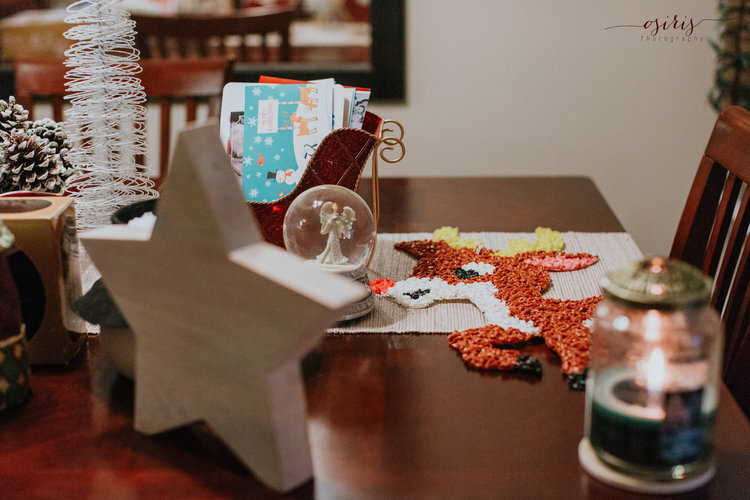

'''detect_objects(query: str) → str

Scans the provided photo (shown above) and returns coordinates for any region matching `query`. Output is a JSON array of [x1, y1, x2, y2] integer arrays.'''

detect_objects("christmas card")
[[220, 82, 333, 202], [258, 76, 368, 129], [349, 88, 370, 129], [220, 77, 372, 203]]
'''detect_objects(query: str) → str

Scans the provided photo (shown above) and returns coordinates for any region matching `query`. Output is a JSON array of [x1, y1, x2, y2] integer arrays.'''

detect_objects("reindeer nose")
[[370, 278, 396, 294]]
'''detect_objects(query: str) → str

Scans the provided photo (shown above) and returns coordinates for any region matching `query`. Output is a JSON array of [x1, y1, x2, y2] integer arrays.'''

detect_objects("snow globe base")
[[327, 264, 373, 321]]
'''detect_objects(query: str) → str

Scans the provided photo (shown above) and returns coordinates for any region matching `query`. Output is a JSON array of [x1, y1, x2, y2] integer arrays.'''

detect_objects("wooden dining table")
[[1, 177, 749, 499]]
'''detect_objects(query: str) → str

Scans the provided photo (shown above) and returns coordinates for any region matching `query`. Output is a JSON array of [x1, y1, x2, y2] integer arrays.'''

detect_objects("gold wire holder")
[[368, 119, 405, 267]]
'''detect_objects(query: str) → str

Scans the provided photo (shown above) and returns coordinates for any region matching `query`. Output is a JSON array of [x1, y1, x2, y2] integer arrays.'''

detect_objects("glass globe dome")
[[283, 184, 376, 272]]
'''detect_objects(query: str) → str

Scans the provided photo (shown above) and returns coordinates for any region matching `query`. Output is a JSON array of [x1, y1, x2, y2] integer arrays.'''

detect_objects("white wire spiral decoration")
[[63, 0, 157, 230]]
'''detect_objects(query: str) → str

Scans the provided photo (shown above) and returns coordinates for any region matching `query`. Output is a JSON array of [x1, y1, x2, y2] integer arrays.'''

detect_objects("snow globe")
[[283, 185, 376, 320]]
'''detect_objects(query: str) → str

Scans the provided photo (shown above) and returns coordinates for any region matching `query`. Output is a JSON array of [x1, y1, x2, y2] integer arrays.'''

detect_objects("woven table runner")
[[329, 232, 643, 334]]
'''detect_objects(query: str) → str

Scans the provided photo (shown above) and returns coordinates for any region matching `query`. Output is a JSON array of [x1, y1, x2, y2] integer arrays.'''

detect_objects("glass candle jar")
[[581, 257, 722, 491]]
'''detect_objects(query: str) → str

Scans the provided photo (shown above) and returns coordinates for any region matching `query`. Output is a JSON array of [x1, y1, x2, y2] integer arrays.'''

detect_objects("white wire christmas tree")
[[63, 0, 157, 230]]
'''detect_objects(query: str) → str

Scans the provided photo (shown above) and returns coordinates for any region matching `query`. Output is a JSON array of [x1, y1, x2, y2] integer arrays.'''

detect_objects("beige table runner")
[[329, 232, 643, 334]]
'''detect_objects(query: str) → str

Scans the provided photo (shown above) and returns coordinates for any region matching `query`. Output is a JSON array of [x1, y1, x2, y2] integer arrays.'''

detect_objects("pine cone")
[[28, 118, 73, 172], [0, 128, 70, 193], [0, 96, 29, 138]]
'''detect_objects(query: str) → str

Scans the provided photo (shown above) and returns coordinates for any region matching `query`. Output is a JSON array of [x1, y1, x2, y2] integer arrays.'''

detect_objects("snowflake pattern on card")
[[242, 84, 331, 202]]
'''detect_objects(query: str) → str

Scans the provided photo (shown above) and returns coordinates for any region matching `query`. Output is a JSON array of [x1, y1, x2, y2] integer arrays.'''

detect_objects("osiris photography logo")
[[605, 14, 721, 43]]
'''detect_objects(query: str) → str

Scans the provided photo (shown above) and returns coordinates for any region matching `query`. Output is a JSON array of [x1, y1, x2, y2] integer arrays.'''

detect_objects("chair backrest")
[[132, 3, 298, 62], [670, 104, 750, 417], [13, 56, 234, 188], [138, 57, 234, 187], [0, 0, 50, 20], [13, 56, 67, 121]]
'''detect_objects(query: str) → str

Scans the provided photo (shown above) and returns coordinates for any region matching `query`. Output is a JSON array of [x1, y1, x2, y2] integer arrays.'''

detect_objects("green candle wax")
[[589, 378, 715, 473]]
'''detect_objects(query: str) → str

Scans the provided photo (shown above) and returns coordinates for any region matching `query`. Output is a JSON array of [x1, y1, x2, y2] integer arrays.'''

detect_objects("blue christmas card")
[[220, 82, 333, 202]]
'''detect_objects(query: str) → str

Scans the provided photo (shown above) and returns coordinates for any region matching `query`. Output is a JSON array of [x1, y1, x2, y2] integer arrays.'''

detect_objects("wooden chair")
[[132, 2, 299, 62], [13, 56, 67, 121], [137, 57, 234, 187], [0, 0, 51, 20], [670, 104, 750, 417], [13, 56, 234, 188]]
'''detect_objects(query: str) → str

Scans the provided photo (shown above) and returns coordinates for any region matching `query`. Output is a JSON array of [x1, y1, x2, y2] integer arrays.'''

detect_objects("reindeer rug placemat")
[[329, 231, 643, 335]]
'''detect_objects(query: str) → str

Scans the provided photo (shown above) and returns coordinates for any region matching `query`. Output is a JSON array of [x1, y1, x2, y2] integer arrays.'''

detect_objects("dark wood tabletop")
[[2, 177, 749, 499]]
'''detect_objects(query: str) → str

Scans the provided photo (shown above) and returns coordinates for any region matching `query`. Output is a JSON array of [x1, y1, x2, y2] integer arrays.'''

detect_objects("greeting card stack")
[[219, 77, 371, 204]]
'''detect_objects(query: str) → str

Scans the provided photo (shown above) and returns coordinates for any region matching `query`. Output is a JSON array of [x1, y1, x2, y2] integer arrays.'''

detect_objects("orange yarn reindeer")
[[372, 239, 601, 388]]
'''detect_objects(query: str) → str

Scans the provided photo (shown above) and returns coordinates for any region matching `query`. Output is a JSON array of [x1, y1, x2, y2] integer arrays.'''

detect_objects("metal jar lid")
[[600, 257, 713, 310]]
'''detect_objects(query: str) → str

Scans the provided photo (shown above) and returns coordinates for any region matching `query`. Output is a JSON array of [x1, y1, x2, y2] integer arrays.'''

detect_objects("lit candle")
[[588, 355, 715, 472], [582, 257, 722, 487]]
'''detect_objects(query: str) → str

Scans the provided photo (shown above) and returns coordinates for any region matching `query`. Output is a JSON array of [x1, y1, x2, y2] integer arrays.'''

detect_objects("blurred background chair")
[[670, 104, 750, 418], [138, 57, 235, 187], [132, 1, 299, 62], [13, 56, 234, 188], [0, 0, 50, 20], [13, 56, 67, 121]]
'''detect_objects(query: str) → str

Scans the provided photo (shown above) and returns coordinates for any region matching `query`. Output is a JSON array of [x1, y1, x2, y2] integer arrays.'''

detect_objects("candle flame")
[[646, 348, 666, 393]]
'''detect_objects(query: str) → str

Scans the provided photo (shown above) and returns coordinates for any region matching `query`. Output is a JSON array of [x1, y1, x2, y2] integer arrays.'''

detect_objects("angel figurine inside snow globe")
[[283, 185, 376, 319], [317, 202, 356, 266]]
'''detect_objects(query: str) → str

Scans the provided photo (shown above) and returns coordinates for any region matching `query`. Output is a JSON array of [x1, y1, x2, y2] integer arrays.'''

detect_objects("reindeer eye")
[[403, 288, 430, 300], [454, 262, 495, 279], [454, 268, 479, 279]]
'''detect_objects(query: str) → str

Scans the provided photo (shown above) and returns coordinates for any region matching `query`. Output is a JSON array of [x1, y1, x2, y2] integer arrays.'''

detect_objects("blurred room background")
[[0, 0, 721, 257]]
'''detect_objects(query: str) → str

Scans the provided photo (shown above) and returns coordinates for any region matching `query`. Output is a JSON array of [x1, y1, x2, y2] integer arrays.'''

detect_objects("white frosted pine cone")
[[28, 118, 73, 172], [0, 128, 70, 193], [0, 96, 29, 138]]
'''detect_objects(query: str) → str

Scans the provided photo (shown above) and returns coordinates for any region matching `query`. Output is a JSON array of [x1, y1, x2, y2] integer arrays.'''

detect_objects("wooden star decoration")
[[80, 122, 366, 492]]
